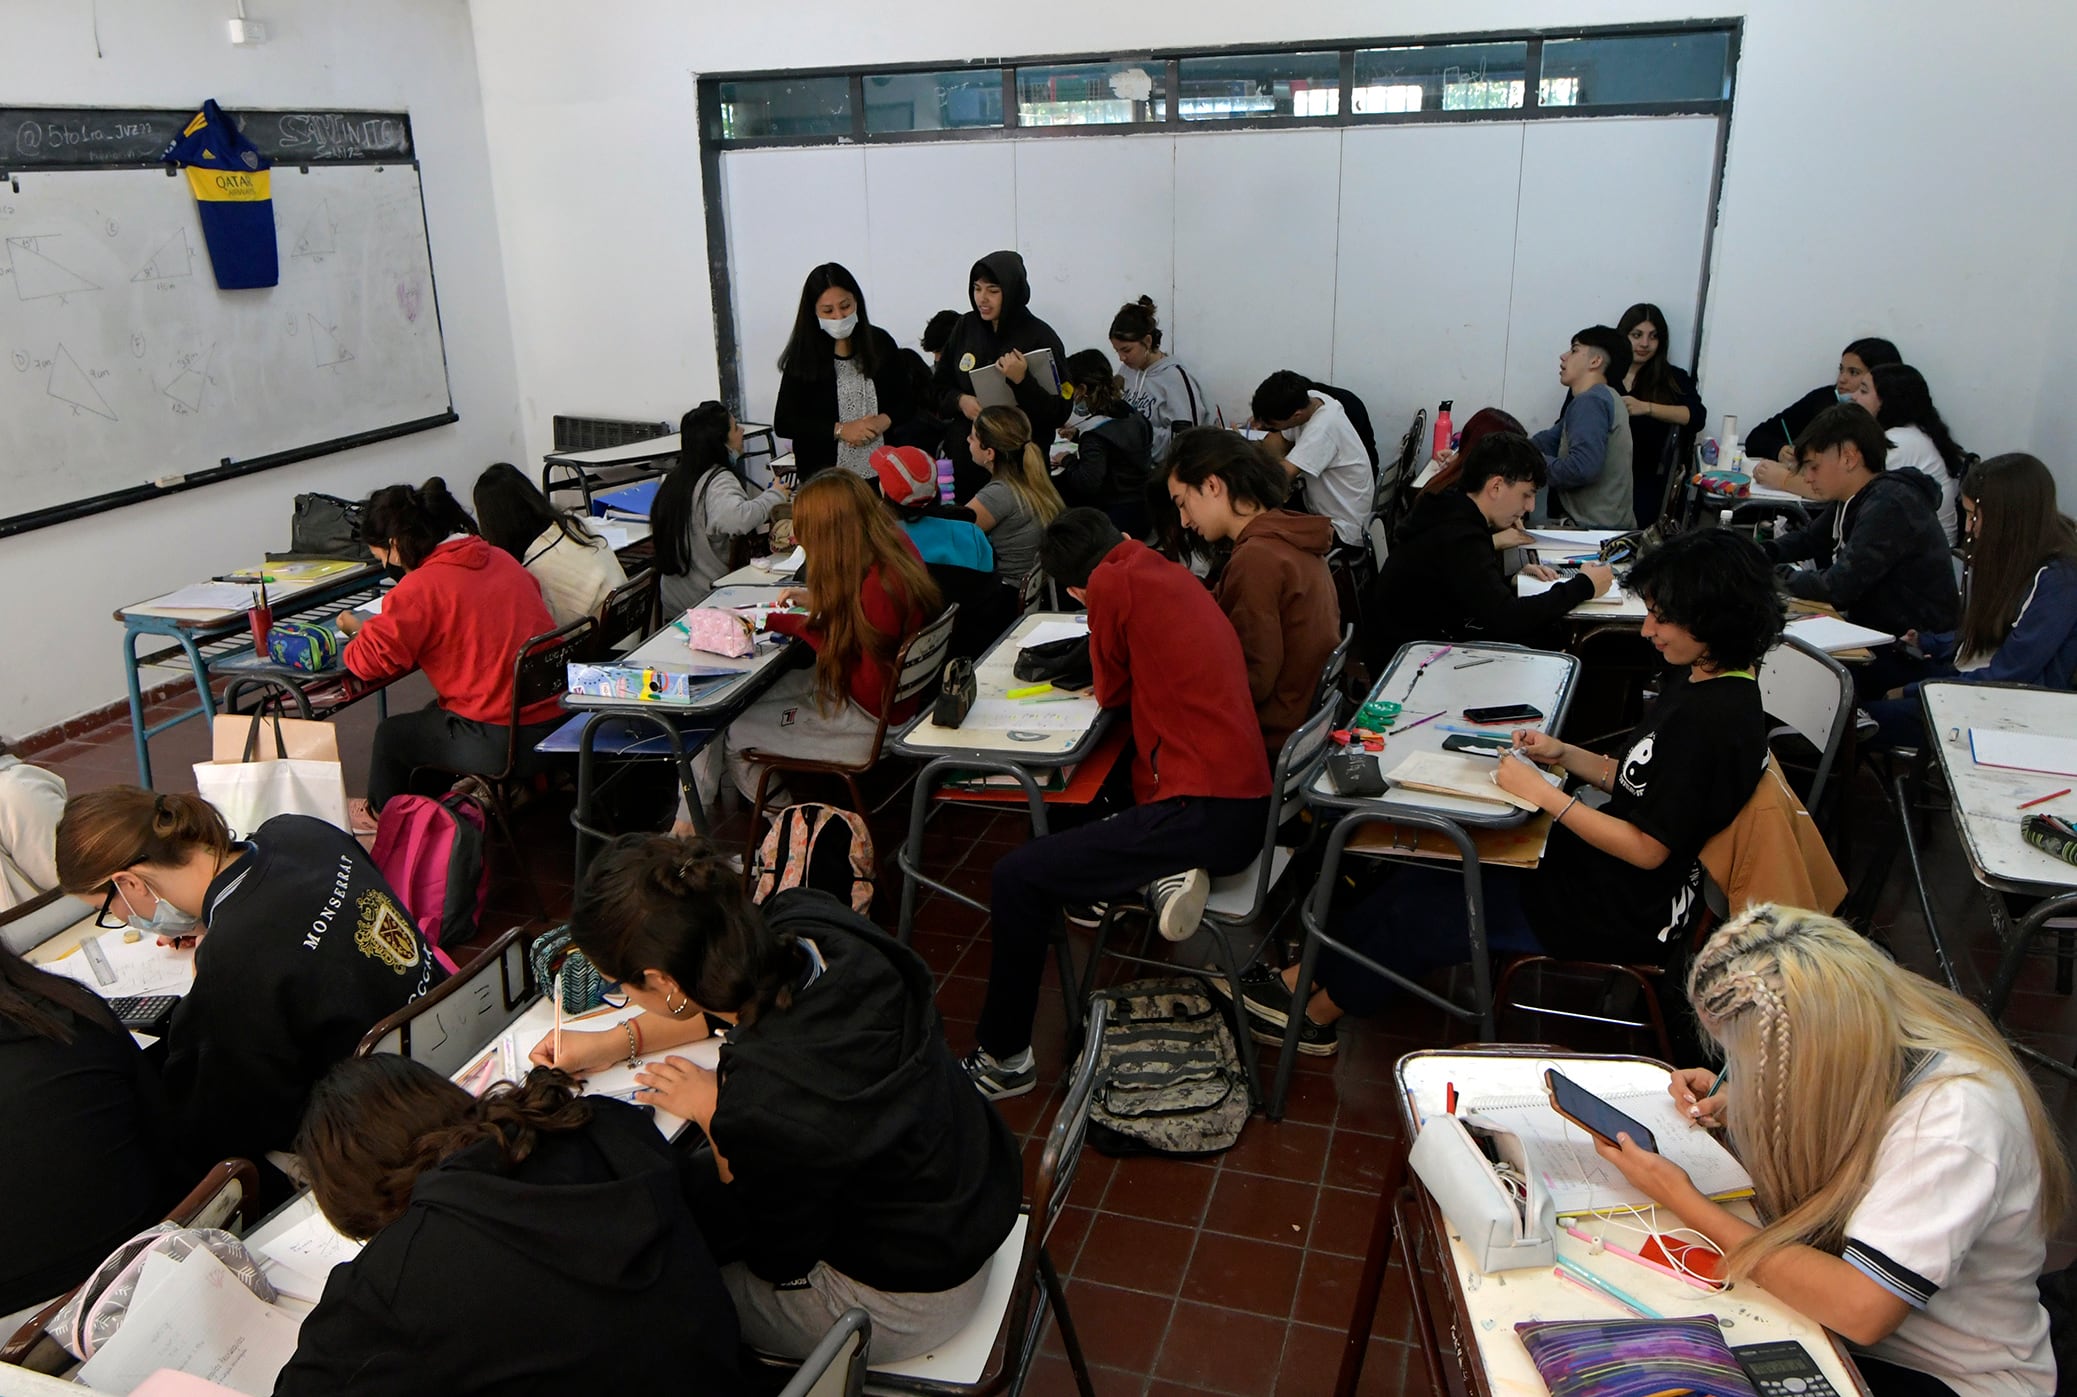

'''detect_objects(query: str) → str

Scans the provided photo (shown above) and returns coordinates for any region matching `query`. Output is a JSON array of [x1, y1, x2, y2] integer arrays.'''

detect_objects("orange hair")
[[790, 471, 941, 711]]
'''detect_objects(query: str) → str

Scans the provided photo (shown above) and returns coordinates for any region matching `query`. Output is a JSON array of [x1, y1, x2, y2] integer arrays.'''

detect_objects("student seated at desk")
[[1359, 432, 1616, 673], [1759, 404, 1958, 696], [655, 401, 791, 617], [534, 836, 1019, 1364], [1056, 350, 1156, 538], [1110, 296, 1209, 463], [1532, 325, 1637, 530], [932, 251, 1071, 496], [773, 261, 914, 481], [1251, 370, 1376, 549], [471, 461, 627, 629], [277, 1055, 745, 1396], [54, 791, 441, 1189], [1163, 427, 1338, 756], [1753, 363, 1969, 543], [1744, 335, 1903, 465], [1596, 905, 2070, 1397], [967, 405, 1064, 584], [0, 740, 65, 912], [0, 946, 176, 1316], [336, 478, 566, 823], [1236, 528, 1777, 1055], [871, 444, 995, 572], [964, 511, 1272, 1098], [1865, 453, 2077, 749]]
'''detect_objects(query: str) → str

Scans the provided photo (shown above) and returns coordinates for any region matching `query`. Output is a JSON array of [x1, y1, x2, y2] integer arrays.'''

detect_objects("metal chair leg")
[[1038, 1248, 1097, 1397]]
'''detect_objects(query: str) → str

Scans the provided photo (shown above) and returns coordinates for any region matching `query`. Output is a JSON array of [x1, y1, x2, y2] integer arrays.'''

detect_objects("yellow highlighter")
[[1006, 683, 1054, 700]]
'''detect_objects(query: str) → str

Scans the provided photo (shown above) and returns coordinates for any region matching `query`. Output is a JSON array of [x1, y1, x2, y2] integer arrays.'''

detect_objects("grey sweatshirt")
[[1532, 383, 1635, 531], [1121, 356, 1208, 462], [660, 470, 787, 616]]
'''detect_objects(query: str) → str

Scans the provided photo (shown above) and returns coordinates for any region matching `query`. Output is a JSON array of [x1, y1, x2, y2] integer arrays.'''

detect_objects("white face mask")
[[119, 880, 201, 937], [820, 312, 858, 340]]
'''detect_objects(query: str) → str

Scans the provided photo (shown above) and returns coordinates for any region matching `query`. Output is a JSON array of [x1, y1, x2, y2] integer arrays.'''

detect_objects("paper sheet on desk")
[[456, 1025, 722, 1106], [1019, 617, 1090, 649], [76, 1246, 303, 1395], [1516, 573, 1625, 602], [755, 546, 806, 574], [44, 929, 195, 999], [142, 582, 256, 611], [964, 696, 1099, 732], [1785, 615, 1894, 653], [1526, 528, 1620, 548], [1971, 729, 2077, 779], [255, 1211, 364, 1304]]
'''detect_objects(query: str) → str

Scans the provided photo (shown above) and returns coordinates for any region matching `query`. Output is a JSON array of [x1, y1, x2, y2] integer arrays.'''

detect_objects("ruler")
[[80, 935, 117, 987]]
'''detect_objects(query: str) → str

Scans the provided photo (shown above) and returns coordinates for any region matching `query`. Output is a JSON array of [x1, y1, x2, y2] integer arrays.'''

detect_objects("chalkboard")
[[1, 106, 413, 172]]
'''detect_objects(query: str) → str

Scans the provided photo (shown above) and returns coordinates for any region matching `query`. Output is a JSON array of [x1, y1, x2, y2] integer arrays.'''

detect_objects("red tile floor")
[[25, 677, 2077, 1397]]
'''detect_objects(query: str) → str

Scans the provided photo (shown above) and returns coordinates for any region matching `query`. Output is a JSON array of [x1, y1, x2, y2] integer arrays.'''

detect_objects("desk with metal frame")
[[541, 422, 778, 513]]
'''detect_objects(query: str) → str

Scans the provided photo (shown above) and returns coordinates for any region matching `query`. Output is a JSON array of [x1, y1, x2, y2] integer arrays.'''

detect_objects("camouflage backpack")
[[1087, 978, 1248, 1157]]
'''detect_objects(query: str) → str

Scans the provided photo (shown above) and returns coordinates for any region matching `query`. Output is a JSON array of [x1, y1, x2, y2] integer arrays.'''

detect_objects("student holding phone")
[[1596, 905, 2069, 1397]]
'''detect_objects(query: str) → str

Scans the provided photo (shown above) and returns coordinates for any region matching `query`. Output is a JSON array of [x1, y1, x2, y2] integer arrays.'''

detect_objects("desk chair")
[[1756, 634, 1853, 838], [355, 925, 536, 1078], [865, 998, 1105, 1397], [1316, 624, 1355, 711], [0, 889, 78, 959], [1014, 565, 1052, 615], [1083, 697, 1341, 1108], [1383, 407, 1427, 543], [589, 566, 658, 658], [777, 1308, 871, 1397], [1, 1158, 261, 1372], [407, 615, 597, 914], [741, 604, 959, 846]]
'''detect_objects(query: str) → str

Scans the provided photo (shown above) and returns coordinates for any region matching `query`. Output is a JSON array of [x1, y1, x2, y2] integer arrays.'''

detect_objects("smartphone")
[[1441, 733, 1510, 757], [1544, 1069, 1659, 1153], [1463, 703, 1544, 726]]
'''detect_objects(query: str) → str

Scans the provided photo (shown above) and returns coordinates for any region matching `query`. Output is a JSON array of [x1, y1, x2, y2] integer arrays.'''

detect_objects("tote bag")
[[193, 712, 350, 834]]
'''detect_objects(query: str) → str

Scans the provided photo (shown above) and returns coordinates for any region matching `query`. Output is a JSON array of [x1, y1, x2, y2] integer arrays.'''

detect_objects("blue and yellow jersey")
[[163, 100, 278, 290]]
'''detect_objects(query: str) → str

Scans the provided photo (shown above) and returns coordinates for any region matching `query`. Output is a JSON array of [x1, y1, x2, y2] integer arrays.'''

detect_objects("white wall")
[[0, 0, 520, 739], [470, 0, 2077, 499]]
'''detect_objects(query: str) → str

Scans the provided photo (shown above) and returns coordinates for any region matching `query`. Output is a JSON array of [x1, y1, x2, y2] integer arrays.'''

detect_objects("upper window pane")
[[1539, 32, 1730, 107], [1178, 52, 1341, 121], [1352, 43, 1529, 114], [714, 76, 852, 140], [1015, 62, 1166, 126], [866, 69, 1003, 133]]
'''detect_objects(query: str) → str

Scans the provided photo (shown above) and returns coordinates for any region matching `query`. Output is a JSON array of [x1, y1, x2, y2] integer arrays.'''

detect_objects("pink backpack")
[[369, 791, 489, 974]]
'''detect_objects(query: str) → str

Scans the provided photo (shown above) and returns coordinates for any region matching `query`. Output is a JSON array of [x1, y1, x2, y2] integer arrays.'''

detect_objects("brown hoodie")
[[1213, 509, 1341, 755]]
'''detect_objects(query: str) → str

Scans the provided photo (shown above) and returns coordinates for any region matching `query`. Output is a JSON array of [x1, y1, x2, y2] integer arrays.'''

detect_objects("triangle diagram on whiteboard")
[[7, 236, 100, 300], [307, 314, 354, 367], [163, 345, 214, 412], [48, 344, 118, 420], [291, 200, 337, 257], [131, 227, 196, 282]]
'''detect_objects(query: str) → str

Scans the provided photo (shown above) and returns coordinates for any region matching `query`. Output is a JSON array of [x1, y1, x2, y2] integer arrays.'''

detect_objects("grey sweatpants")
[[679, 666, 883, 819], [723, 1258, 990, 1363]]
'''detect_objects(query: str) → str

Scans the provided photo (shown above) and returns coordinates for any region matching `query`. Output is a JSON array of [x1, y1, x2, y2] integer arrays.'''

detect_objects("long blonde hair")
[[789, 471, 940, 712], [973, 406, 1063, 528], [1688, 906, 2071, 1278]]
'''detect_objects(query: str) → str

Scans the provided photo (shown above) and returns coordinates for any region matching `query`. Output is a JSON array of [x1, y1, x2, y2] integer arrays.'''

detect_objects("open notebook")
[[1464, 1086, 1753, 1215], [1384, 750, 1542, 812]]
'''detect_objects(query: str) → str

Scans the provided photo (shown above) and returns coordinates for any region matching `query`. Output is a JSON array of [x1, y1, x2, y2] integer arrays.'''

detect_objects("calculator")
[[110, 994, 180, 1036], [1733, 1340, 1838, 1397]]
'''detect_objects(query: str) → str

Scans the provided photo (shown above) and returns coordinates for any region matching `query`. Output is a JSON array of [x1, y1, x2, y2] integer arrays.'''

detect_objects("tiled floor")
[[25, 681, 2077, 1397]]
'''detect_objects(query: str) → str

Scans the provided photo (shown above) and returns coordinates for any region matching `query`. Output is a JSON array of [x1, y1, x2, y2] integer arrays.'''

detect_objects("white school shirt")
[[1886, 425, 1960, 542], [1842, 1053, 2054, 1397], [522, 525, 628, 629], [0, 756, 65, 911], [1284, 391, 1373, 547]]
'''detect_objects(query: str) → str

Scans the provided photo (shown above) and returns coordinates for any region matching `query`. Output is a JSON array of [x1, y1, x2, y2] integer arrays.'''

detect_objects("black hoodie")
[[274, 1098, 745, 1397], [932, 251, 1071, 489], [1762, 466, 1959, 637], [692, 889, 1021, 1295]]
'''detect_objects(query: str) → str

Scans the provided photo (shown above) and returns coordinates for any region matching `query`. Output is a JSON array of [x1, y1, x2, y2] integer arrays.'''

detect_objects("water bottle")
[[1432, 400, 1454, 460], [936, 454, 957, 504]]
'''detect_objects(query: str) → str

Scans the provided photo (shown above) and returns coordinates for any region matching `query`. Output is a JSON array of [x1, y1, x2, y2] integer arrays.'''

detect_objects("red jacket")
[[1087, 540, 1271, 805], [767, 533, 930, 721], [343, 537, 563, 726]]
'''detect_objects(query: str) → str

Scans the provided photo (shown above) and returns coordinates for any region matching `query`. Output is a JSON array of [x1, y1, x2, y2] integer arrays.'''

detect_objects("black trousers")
[[975, 793, 1268, 1058], [1852, 1356, 1959, 1397], [367, 705, 561, 811]]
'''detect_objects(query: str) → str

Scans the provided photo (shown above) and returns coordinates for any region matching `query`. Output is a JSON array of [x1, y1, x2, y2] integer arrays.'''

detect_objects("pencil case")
[[934, 657, 976, 728], [1408, 1110, 1555, 1273], [2023, 814, 2077, 867], [527, 925, 609, 1014], [266, 619, 341, 671], [682, 606, 757, 657]]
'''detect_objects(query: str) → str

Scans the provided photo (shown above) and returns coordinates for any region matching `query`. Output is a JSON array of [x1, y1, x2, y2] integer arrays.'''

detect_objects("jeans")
[[1314, 865, 1543, 1017]]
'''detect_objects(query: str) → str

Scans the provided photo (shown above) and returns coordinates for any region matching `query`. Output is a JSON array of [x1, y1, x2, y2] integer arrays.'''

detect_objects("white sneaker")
[[1148, 868, 1210, 942]]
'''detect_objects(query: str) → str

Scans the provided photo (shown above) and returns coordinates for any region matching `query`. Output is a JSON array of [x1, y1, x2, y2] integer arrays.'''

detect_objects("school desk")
[[541, 422, 778, 514], [1328, 1046, 1869, 1397], [1903, 681, 2077, 1080]]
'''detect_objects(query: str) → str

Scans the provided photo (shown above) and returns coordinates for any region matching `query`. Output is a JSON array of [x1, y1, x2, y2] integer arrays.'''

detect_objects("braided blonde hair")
[[1688, 906, 2070, 1278]]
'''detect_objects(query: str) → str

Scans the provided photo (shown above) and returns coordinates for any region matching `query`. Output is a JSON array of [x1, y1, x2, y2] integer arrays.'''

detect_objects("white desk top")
[[118, 559, 378, 625], [1397, 1050, 1866, 1397], [543, 432, 679, 467], [565, 584, 794, 715], [1514, 571, 1651, 621], [1923, 682, 2077, 892], [899, 611, 1106, 761], [715, 554, 804, 588]]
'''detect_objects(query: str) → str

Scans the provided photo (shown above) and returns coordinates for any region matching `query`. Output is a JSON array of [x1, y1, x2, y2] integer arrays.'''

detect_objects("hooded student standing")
[[932, 250, 1070, 497]]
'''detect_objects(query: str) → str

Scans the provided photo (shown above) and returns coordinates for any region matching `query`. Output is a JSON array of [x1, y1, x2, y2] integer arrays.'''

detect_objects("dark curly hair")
[[1626, 528, 1786, 673]]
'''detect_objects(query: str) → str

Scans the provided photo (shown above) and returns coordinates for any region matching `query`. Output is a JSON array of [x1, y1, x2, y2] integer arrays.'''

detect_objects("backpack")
[[368, 791, 488, 974], [53, 1224, 275, 1360], [276, 491, 374, 561], [1312, 380, 1381, 469], [1086, 979, 1249, 1158], [265, 618, 342, 671], [751, 803, 874, 914]]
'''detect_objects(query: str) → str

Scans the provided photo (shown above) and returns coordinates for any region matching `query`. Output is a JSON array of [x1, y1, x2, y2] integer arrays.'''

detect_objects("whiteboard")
[[0, 162, 452, 530]]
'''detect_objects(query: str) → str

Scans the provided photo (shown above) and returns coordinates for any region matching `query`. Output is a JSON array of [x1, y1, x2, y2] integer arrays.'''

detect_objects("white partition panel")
[[721, 146, 870, 425], [1173, 129, 1345, 423], [1501, 116, 1719, 427], [863, 142, 1019, 359], [1013, 135, 1177, 366], [1333, 122, 1528, 449]]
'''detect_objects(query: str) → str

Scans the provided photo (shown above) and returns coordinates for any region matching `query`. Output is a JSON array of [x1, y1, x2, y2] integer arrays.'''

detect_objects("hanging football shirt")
[[162, 100, 278, 290]]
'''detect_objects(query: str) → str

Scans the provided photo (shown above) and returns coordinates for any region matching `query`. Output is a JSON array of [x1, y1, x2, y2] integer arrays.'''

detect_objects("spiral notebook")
[[1466, 1086, 1754, 1215]]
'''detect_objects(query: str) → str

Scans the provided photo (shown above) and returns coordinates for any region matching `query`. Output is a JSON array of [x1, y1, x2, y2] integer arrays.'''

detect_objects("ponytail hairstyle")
[[1108, 296, 1163, 351], [789, 471, 941, 711], [569, 833, 804, 1025], [298, 1054, 594, 1240], [3, 944, 122, 1044], [472, 461, 604, 561], [56, 787, 231, 896], [973, 406, 1063, 527], [652, 401, 743, 579], [1687, 905, 2070, 1280], [1957, 453, 2077, 661], [1868, 364, 1967, 479], [362, 477, 477, 570], [1065, 349, 1129, 418]]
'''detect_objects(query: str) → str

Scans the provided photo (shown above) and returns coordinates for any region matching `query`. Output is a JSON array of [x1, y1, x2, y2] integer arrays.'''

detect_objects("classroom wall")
[[470, 0, 2077, 499], [0, 0, 521, 740]]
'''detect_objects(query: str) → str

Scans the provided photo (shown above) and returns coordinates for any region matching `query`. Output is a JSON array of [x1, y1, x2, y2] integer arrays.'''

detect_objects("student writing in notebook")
[[1745, 335, 1902, 466], [471, 461, 627, 629], [1250, 370, 1376, 549], [1597, 905, 2069, 1397], [532, 835, 1019, 1364], [653, 401, 791, 617]]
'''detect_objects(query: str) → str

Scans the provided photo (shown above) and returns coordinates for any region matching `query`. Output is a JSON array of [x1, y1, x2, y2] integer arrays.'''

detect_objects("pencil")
[[1704, 1068, 1729, 1099], [1391, 710, 1445, 735], [553, 969, 564, 1066], [1555, 1258, 1664, 1319], [2019, 788, 2071, 811]]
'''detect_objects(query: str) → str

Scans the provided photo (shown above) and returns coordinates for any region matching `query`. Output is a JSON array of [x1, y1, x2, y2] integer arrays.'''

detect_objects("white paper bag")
[[195, 713, 349, 834]]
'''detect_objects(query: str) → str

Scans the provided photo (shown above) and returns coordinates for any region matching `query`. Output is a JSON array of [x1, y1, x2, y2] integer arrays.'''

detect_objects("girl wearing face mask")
[[773, 262, 914, 482], [54, 788, 441, 1190], [1746, 336, 1902, 467]]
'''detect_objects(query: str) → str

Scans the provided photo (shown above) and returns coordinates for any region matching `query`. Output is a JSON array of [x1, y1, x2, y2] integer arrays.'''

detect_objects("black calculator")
[[1733, 1341, 1838, 1397], [110, 994, 179, 1036]]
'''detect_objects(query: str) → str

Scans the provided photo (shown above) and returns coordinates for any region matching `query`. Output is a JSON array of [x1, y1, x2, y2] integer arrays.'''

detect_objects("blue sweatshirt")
[[1919, 558, 2077, 691], [1532, 383, 1635, 530]]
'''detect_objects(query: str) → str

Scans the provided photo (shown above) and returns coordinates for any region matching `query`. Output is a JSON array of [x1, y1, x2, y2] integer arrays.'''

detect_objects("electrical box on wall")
[[228, 17, 267, 44]]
